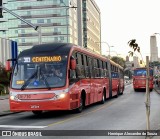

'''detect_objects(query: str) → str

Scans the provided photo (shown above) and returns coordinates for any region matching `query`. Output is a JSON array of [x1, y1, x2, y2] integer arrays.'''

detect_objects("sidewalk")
[[0, 94, 15, 116], [154, 85, 160, 94]]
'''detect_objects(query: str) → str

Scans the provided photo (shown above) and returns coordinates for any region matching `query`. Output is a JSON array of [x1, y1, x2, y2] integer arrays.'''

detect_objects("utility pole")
[[145, 56, 150, 139], [0, 6, 42, 44]]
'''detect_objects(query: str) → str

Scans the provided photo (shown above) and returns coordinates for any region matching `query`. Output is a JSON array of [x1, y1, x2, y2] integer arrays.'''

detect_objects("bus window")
[[75, 52, 85, 78], [84, 55, 89, 78], [88, 57, 93, 78]]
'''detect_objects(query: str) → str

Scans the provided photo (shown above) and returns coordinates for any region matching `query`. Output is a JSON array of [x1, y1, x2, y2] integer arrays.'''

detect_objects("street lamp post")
[[65, 6, 77, 42], [60, 0, 77, 43], [96, 42, 114, 59]]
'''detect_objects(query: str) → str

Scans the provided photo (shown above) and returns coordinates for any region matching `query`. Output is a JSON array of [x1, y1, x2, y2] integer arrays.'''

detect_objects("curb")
[[0, 98, 9, 100], [0, 95, 9, 100], [0, 111, 21, 117]]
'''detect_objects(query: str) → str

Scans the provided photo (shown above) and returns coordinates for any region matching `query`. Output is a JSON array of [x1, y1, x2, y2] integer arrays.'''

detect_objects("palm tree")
[[128, 39, 144, 65]]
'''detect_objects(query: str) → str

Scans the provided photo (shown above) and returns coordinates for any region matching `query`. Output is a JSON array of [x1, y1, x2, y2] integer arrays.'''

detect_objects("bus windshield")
[[11, 55, 68, 89], [133, 69, 153, 76]]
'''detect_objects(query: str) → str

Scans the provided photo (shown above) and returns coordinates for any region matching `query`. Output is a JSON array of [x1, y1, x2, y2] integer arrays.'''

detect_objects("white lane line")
[[0, 125, 47, 128]]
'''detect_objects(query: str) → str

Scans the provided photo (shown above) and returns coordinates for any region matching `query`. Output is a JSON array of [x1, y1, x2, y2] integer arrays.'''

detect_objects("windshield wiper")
[[21, 69, 38, 90], [21, 66, 51, 90]]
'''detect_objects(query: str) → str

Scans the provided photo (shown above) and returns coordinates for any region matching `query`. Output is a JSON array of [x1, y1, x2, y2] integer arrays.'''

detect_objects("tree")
[[128, 39, 144, 64], [111, 56, 125, 68]]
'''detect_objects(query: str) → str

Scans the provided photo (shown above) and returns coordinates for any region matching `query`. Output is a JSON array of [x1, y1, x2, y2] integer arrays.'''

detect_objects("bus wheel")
[[32, 110, 42, 115], [120, 87, 124, 95], [134, 89, 137, 92], [75, 96, 84, 113], [115, 88, 119, 98], [150, 89, 153, 92], [100, 91, 106, 104]]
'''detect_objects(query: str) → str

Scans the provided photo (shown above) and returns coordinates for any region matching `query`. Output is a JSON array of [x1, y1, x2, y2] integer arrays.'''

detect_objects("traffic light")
[[0, 0, 3, 18]]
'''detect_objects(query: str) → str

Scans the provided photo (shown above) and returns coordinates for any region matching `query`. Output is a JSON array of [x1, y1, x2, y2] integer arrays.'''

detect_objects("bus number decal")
[[24, 57, 31, 63]]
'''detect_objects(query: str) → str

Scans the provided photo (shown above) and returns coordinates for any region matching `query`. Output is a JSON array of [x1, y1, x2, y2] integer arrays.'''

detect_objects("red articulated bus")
[[9, 43, 124, 115], [133, 67, 154, 91]]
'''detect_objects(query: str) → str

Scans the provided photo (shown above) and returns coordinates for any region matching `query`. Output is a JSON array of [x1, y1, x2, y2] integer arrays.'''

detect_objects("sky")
[[95, 0, 160, 60]]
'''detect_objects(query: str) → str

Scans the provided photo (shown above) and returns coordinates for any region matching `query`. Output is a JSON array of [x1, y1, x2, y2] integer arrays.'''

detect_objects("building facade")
[[133, 56, 140, 68], [0, 0, 101, 54], [82, 0, 101, 54], [0, 0, 78, 52], [150, 35, 158, 62]]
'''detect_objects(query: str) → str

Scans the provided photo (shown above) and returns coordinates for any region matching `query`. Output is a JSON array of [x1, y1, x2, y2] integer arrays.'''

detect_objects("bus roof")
[[18, 43, 73, 57], [18, 42, 123, 70]]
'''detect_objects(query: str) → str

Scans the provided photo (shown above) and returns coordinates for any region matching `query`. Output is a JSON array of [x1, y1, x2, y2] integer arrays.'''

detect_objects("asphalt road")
[[0, 84, 160, 139]]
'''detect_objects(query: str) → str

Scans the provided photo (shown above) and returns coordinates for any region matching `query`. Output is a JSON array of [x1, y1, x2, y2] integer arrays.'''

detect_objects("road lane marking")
[[0, 125, 47, 128], [47, 101, 114, 127]]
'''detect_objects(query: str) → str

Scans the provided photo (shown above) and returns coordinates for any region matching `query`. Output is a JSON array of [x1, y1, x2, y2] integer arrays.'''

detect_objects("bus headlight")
[[59, 93, 66, 99], [10, 96, 15, 100], [10, 94, 18, 100]]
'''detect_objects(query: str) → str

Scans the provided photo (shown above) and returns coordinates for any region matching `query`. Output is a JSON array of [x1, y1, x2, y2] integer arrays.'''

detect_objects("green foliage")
[[0, 62, 10, 95], [128, 39, 144, 66], [111, 56, 126, 68], [128, 39, 141, 56], [0, 63, 10, 85]]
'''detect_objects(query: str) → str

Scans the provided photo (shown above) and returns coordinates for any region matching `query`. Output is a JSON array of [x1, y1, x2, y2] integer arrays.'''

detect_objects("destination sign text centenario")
[[32, 56, 61, 62]]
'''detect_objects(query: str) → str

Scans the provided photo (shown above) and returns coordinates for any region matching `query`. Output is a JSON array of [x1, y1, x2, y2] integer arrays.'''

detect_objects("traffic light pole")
[[0, 6, 42, 44]]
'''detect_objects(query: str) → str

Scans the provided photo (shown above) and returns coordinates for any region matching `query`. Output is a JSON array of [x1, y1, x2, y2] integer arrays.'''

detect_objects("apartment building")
[[0, 0, 101, 54]]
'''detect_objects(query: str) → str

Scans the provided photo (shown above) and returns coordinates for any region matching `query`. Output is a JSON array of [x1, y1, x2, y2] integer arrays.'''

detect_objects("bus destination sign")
[[19, 56, 62, 63], [32, 56, 62, 62]]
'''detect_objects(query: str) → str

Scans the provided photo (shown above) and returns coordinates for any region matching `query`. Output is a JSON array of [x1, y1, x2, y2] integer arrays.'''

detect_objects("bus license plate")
[[18, 94, 31, 100]]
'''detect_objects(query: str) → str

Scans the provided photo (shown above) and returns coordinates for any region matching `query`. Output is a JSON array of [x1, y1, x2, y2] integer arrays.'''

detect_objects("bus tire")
[[32, 110, 42, 115], [120, 87, 124, 95], [100, 90, 106, 104], [150, 89, 153, 92], [75, 93, 85, 113], [115, 87, 119, 98]]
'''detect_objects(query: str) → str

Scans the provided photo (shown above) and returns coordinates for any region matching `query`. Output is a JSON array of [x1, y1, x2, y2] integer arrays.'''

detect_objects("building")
[[0, 0, 101, 54], [133, 56, 140, 68], [150, 35, 158, 62], [126, 56, 129, 62], [125, 56, 140, 70], [0, 0, 78, 52], [82, 0, 101, 54]]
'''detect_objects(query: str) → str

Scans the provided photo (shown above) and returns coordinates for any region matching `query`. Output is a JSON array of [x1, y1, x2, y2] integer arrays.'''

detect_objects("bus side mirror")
[[5, 61, 11, 71], [70, 59, 76, 70]]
